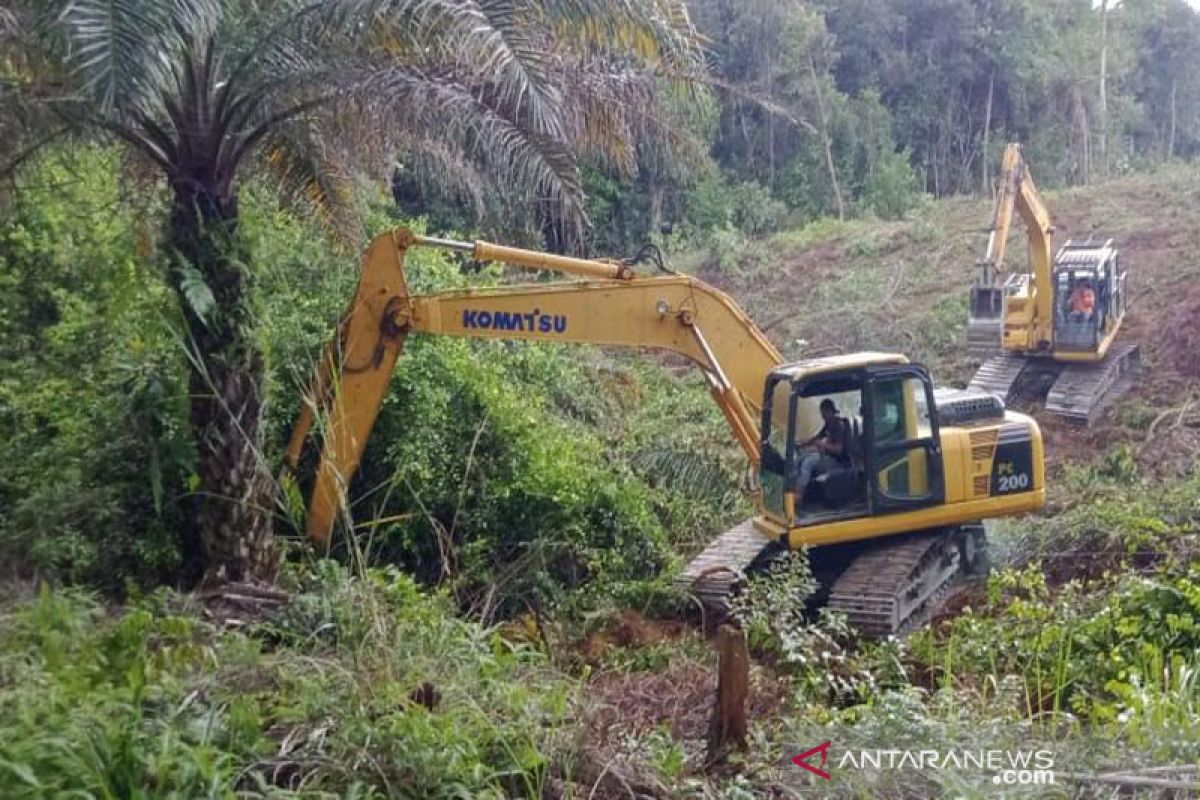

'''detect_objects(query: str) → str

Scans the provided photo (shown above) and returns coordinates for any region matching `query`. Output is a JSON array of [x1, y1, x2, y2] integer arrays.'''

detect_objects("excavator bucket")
[[967, 262, 1004, 359]]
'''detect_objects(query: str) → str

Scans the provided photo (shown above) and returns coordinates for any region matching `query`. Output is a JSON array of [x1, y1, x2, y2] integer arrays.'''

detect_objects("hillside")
[[684, 164, 1200, 478]]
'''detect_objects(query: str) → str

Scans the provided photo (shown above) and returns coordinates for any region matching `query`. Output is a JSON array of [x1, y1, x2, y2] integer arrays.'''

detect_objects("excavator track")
[[675, 518, 778, 618], [827, 527, 983, 637], [967, 353, 1029, 403], [1045, 342, 1141, 425], [678, 521, 987, 637]]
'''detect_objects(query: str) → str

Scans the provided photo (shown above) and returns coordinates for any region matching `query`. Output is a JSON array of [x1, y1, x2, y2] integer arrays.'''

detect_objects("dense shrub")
[[912, 461, 1200, 729], [0, 150, 194, 589], [1, 151, 735, 614], [0, 567, 576, 798], [859, 148, 925, 219]]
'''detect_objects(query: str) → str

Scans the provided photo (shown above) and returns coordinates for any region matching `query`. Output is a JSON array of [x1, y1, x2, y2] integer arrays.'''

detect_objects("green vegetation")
[[0, 565, 574, 798], [2, 0, 703, 584], [4, 0, 1200, 796]]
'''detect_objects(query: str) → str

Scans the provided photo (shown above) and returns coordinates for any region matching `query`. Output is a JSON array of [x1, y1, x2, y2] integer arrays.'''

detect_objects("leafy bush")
[[341, 329, 671, 619], [0, 149, 194, 590], [731, 551, 885, 704], [0, 567, 576, 798], [859, 148, 925, 219], [912, 562, 1200, 731], [683, 175, 736, 232], [683, 175, 788, 242], [729, 181, 787, 235]]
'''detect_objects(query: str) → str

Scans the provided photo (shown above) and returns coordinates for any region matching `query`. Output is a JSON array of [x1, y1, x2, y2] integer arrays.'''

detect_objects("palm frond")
[[368, 65, 584, 221], [0, 5, 18, 38], [261, 122, 361, 245], [57, 0, 168, 111], [471, 0, 563, 138], [310, 0, 568, 140], [395, 137, 489, 218], [544, 0, 701, 67]]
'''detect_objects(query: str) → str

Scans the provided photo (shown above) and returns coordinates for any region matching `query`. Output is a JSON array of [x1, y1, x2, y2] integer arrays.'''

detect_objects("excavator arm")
[[285, 227, 782, 545], [970, 143, 1056, 351]]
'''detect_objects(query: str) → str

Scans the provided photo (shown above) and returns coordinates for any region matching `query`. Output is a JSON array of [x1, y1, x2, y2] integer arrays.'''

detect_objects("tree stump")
[[707, 623, 750, 761]]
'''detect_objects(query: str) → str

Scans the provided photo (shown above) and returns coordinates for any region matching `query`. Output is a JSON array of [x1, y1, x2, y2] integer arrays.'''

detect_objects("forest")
[[2, 0, 1200, 797]]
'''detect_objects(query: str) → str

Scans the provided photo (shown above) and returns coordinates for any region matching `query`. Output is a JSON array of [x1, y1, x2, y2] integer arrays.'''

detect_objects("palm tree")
[[2, 0, 700, 585]]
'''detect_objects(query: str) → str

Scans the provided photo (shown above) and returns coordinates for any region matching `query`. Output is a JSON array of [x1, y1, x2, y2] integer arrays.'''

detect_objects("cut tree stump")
[[707, 623, 749, 761]]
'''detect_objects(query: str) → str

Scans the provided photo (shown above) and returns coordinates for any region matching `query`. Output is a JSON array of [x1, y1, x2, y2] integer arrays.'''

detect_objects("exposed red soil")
[[575, 610, 692, 665]]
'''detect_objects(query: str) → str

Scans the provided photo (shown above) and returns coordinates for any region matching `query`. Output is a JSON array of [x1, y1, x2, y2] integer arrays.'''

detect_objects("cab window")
[[867, 374, 937, 503]]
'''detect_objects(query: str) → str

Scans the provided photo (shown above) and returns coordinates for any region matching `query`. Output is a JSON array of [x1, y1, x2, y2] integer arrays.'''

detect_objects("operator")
[[794, 399, 850, 500], [1067, 279, 1095, 319]]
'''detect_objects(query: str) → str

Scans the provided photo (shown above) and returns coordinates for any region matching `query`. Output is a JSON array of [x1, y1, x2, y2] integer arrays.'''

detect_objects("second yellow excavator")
[[286, 227, 1045, 635], [968, 143, 1140, 424]]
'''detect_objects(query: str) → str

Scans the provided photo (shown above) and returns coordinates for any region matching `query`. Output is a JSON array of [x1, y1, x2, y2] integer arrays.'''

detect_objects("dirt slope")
[[687, 165, 1200, 477]]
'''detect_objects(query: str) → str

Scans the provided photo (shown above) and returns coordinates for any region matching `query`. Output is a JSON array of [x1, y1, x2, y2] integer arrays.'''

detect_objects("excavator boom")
[[285, 227, 782, 545], [968, 143, 1055, 355], [288, 225, 1045, 637]]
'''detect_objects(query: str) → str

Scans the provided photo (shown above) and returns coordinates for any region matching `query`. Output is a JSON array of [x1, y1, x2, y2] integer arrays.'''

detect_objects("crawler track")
[[968, 343, 1141, 426], [827, 527, 982, 637], [674, 518, 777, 618], [1045, 342, 1141, 425], [678, 520, 986, 636], [967, 353, 1028, 403]]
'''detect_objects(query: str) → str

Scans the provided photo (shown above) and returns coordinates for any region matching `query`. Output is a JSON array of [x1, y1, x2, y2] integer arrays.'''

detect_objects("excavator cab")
[[1052, 239, 1125, 353], [759, 358, 944, 527]]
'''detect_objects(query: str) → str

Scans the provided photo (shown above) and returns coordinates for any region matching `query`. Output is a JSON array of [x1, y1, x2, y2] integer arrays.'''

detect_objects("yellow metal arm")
[[286, 227, 782, 546], [982, 143, 1056, 348], [413, 233, 635, 280]]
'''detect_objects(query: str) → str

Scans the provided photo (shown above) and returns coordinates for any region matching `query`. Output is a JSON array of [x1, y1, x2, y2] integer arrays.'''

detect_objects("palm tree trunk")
[[169, 183, 277, 585]]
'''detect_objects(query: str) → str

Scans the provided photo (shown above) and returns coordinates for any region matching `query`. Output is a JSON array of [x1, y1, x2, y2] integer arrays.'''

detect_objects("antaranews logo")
[[789, 742, 1056, 787], [792, 741, 832, 780]]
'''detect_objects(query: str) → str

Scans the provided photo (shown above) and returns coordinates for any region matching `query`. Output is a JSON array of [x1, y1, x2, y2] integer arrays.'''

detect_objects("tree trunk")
[[169, 182, 277, 586], [1073, 88, 1091, 185], [807, 54, 844, 220], [707, 624, 750, 760], [648, 179, 664, 234], [1099, 0, 1109, 178], [765, 47, 775, 187], [981, 69, 995, 196], [1168, 79, 1177, 159]]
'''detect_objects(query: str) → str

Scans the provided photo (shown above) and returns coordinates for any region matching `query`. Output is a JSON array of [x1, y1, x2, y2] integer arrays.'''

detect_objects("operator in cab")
[[794, 399, 851, 506], [1067, 278, 1096, 319]]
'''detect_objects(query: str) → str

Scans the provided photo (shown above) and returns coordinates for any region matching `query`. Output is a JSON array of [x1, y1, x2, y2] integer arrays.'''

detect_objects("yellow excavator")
[[286, 227, 1045, 635], [968, 143, 1140, 424]]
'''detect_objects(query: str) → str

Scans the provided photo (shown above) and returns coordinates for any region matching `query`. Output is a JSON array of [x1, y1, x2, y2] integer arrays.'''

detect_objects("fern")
[[178, 266, 215, 323]]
